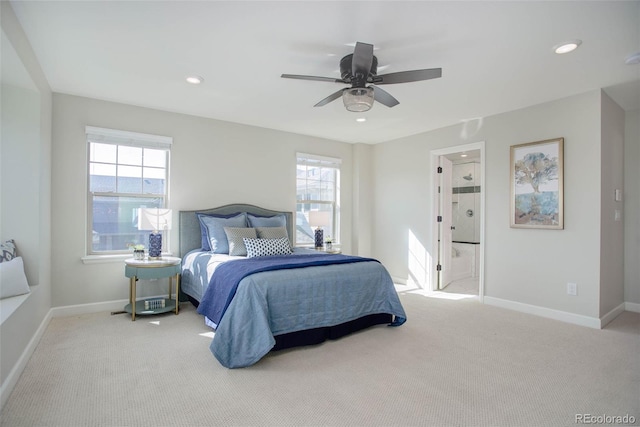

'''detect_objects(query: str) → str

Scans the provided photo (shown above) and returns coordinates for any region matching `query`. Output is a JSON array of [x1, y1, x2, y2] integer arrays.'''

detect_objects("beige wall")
[[351, 143, 374, 257], [372, 90, 611, 319], [1, 0, 637, 411], [51, 94, 356, 307], [0, 2, 52, 400], [624, 109, 640, 305], [1, 83, 40, 284], [599, 91, 626, 316]]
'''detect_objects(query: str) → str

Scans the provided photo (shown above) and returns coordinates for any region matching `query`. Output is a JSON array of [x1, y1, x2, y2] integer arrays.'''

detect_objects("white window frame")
[[296, 152, 341, 246], [85, 126, 172, 256]]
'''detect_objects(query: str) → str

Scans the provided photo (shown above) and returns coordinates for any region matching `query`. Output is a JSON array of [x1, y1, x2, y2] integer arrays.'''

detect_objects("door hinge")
[[437, 166, 443, 173], [437, 216, 443, 222], [436, 264, 442, 271]]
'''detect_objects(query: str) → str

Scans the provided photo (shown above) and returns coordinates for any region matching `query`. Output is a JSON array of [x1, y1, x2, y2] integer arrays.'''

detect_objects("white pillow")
[[0, 257, 30, 299]]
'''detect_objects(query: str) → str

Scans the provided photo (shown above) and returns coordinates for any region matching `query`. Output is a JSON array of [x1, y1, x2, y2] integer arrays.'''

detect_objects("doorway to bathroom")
[[431, 142, 485, 300]]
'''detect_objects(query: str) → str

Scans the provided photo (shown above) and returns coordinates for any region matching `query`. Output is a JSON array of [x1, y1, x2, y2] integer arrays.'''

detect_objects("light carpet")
[[1, 287, 638, 427]]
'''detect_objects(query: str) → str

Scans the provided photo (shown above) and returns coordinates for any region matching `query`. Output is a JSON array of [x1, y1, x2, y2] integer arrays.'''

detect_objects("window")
[[296, 153, 341, 246], [86, 127, 172, 254]]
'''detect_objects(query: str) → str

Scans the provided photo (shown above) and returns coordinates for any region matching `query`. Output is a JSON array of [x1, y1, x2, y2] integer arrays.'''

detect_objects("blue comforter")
[[197, 252, 407, 368], [197, 253, 383, 326]]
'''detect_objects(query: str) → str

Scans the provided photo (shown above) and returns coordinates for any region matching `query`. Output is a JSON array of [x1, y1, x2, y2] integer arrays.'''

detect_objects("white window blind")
[[296, 152, 342, 168], [86, 126, 172, 149]]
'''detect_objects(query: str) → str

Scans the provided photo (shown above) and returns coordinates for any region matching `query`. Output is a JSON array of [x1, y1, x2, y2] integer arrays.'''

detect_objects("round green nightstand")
[[124, 256, 181, 321]]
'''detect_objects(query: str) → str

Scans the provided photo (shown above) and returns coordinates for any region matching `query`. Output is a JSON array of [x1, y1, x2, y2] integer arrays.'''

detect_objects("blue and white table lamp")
[[137, 208, 172, 259], [308, 211, 329, 249]]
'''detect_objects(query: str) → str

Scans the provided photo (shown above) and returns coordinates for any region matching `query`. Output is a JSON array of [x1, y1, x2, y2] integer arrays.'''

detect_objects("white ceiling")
[[9, 1, 640, 144]]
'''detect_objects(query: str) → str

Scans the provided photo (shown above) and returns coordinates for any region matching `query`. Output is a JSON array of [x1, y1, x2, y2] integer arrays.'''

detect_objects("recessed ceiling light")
[[186, 75, 204, 85], [553, 40, 582, 54], [356, 117, 367, 122], [460, 153, 468, 158]]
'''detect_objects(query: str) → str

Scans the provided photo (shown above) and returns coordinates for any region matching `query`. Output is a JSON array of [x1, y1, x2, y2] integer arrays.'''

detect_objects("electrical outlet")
[[567, 282, 578, 296]]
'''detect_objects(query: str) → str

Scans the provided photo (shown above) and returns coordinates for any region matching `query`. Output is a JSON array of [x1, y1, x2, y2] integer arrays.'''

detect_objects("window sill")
[[81, 252, 175, 264], [295, 245, 341, 249], [81, 254, 130, 264]]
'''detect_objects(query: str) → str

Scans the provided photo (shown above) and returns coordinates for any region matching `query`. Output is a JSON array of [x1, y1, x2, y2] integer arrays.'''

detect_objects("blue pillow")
[[197, 212, 247, 252], [247, 213, 287, 228], [243, 237, 293, 258]]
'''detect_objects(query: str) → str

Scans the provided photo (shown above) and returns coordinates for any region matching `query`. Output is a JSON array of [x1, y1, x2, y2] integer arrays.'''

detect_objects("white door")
[[438, 156, 453, 290]]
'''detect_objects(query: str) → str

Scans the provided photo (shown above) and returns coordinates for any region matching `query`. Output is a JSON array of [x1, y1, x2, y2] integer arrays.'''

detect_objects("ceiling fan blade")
[[281, 74, 345, 84], [314, 89, 345, 107], [373, 86, 400, 108], [375, 68, 442, 85], [352, 42, 374, 80]]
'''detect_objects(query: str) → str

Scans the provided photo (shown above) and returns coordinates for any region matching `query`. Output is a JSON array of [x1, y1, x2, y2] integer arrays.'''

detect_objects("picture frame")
[[510, 137, 564, 229]]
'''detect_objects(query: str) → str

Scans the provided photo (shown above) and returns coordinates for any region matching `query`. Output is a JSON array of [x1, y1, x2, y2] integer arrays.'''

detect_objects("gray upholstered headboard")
[[178, 204, 294, 257]]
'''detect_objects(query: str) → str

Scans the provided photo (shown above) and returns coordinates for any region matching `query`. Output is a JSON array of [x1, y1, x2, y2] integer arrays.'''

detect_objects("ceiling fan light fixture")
[[282, 42, 442, 111], [343, 87, 374, 112]]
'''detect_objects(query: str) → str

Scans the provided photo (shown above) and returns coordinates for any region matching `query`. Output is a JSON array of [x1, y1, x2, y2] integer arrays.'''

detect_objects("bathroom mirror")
[[1, 29, 41, 285]]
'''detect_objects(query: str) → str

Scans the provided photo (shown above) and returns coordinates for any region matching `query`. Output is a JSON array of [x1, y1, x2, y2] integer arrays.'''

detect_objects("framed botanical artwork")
[[510, 137, 564, 229]]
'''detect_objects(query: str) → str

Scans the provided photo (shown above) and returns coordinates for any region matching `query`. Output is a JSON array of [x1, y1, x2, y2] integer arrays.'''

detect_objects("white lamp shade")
[[137, 208, 172, 231], [308, 211, 330, 228]]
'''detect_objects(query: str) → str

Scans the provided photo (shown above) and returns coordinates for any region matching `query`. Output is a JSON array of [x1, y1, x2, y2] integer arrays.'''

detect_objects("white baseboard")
[[483, 296, 602, 329], [391, 276, 408, 286], [625, 301, 640, 313], [50, 299, 129, 318], [0, 309, 52, 410], [599, 303, 626, 328], [50, 294, 176, 318]]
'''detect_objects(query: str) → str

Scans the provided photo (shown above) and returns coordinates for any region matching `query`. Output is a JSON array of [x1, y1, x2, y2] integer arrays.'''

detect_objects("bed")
[[179, 204, 406, 368]]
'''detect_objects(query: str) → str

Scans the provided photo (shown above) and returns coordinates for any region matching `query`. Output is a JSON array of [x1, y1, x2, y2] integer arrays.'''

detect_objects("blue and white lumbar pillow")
[[243, 237, 293, 258]]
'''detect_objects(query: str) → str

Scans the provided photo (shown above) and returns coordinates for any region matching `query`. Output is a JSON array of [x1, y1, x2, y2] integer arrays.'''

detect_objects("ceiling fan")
[[281, 42, 442, 112]]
